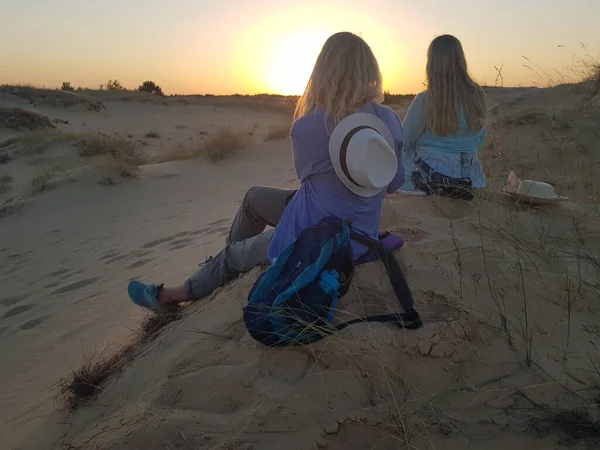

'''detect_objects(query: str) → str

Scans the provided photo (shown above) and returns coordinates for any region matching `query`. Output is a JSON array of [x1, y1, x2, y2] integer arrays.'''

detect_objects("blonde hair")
[[294, 32, 383, 126], [425, 35, 486, 135]]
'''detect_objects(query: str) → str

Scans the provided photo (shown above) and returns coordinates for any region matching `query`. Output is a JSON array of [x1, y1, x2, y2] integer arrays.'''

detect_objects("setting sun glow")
[[233, 4, 413, 95], [267, 32, 323, 95]]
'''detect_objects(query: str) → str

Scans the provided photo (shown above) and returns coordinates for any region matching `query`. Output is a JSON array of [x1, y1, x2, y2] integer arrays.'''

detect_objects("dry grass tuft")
[[201, 126, 249, 162], [27, 168, 62, 195], [155, 127, 249, 163], [0, 201, 24, 219], [0, 129, 77, 155], [264, 123, 291, 141], [77, 134, 148, 176], [0, 85, 105, 112], [0, 153, 11, 164], [58, 309, 181, 409], [154, 143, 201, 163], [0, 107, 55, 131], [58, 345, 135, 409], [588, 63, 600, 98], [145, 129, 161, 139], [0, 174, 14, 194]]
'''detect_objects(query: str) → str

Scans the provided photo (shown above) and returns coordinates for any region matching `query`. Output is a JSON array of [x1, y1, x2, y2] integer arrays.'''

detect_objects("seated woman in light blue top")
[[400, 34, 487, 191]]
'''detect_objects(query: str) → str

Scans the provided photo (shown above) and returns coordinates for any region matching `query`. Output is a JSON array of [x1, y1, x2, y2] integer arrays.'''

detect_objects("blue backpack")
[[243, 217, 422, 347]]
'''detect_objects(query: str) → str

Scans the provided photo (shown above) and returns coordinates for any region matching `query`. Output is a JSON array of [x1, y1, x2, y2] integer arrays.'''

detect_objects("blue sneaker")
[[128, 281, 165, 312]]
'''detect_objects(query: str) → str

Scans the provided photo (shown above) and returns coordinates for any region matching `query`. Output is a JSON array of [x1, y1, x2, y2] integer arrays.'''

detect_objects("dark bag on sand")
[[412, 158, 474, 201], [243, 217, 422, 347]]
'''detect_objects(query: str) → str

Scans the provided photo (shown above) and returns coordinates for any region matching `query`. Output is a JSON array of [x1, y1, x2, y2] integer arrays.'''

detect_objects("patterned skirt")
[[400, 147, 487, 191]]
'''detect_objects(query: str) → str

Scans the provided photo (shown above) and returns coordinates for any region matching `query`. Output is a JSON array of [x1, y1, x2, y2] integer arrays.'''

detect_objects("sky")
[[1, 0, 599, 95]]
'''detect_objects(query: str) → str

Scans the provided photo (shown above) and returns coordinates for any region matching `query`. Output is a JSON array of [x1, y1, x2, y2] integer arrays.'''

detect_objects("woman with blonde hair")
[[127, 32, 405, 310], [401, 34, 487, 195]]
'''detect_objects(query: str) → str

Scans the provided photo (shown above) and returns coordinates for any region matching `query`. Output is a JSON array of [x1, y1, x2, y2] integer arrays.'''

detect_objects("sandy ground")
[[1, 86, 599, 449]]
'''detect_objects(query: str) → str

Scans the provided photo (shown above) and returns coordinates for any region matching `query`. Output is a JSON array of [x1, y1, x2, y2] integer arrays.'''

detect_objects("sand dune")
[[1, 85, 599, 449]]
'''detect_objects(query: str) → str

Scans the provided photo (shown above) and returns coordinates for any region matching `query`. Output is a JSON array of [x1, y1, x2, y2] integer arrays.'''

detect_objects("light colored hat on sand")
[[504, 179, 567, 204], [329, 112, 397, 197]]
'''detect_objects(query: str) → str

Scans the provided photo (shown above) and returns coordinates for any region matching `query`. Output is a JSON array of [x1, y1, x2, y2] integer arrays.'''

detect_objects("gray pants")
[[185, 186, 296, 300]]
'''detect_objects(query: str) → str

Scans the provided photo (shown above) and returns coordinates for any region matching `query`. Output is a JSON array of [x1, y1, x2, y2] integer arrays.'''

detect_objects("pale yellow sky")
[[1, 0, 599, 95]]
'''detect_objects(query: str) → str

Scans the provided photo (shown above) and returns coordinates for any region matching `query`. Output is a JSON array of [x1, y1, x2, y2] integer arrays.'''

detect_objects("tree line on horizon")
[[58, 80, 418, 101], [61, 79, 164, 96]]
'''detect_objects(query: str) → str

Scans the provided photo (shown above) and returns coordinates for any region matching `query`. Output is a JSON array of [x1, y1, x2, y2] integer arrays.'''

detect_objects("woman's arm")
[[291, 111, 331, 181], [402, 93, 427, 151], [386, 110, 406, 193]]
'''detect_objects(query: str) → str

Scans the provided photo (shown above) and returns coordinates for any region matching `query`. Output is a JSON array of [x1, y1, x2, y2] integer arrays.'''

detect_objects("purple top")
[[268, 103, 405, 261]]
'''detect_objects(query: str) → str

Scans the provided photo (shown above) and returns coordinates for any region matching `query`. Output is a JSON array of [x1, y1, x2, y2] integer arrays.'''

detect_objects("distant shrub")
[[264, 123, 290, 141], [155, 127, 249, 164], [588, 63, 600, 98], [61, 82, 74, 91], [100, 79, 125, 91], [202, 126, 249, 162], [145, 129, 161, 139], [0, 107, 55, 131], [0, 174, 13, 194], [0, 85, 104, 112], [382, 90, 416, 105], [0, 129, 75, 156], [27, 169, 56, 195], [76, 133, 147, 176], [138, 81, 164, 96]]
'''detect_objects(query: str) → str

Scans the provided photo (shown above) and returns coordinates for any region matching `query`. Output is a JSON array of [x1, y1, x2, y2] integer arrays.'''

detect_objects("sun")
[[267, 31, 326, 95]]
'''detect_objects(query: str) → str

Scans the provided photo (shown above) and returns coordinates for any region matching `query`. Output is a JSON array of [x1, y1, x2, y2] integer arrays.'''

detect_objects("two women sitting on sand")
[[127, 32, 487, 311]]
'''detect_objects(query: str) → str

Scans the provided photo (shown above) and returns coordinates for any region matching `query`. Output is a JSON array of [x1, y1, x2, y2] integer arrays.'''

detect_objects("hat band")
[[340, 125, 377, 188]]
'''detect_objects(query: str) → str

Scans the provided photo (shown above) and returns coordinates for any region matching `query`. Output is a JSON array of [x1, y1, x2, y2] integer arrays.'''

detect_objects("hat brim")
[[329, 112, 396, 198], [503, 185, 567, 205]]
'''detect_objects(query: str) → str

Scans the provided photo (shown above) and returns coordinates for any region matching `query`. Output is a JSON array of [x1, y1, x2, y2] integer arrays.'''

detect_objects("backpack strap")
[[414, 157, 433, 175], [346, 232, 422, 330]]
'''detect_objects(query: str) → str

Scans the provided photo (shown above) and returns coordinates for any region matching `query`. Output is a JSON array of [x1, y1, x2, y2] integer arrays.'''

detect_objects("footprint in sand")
[[170, 238, 194, 246], [99, 251, 121, 261], [126, 259, 153, 269], [20, 315, 50, 331], [206, 226, 229, 236], [194, 239, 214, 248], [48, 268, 70, 277], [168, 238, 195, 251], [173, 230, 193, 238], [2, 264, 24, 276], [0, 247, 8, 253], [208, 218, 230, 227], [104, 253, 132, 265], [44, 281, 61, 289], [0, 295, 28, 307], [142, 237, 175, 248], [74, 291, 104, 304], [49, 277, 102, 296], [168, 243, 189, 251], [3, 304, 35, 319], [188, 227, 212, 236]]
